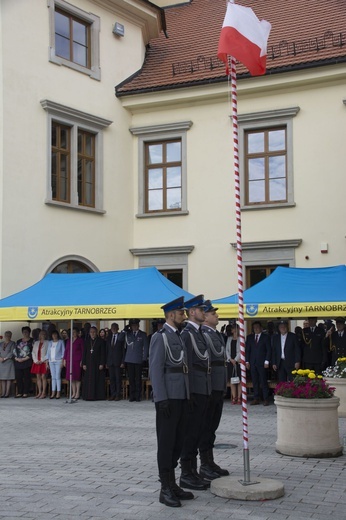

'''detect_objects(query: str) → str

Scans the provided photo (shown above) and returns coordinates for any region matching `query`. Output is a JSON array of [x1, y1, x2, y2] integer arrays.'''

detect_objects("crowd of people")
[[0, 315, 345, 404]]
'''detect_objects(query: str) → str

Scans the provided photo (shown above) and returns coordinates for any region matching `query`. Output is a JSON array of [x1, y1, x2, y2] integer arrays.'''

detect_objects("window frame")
[[239, 107, 300, 210], [41, 99, 112, 214], [130, 121, 192, 218], [144, 139, 183, 213], [48, 0, 101, 81]]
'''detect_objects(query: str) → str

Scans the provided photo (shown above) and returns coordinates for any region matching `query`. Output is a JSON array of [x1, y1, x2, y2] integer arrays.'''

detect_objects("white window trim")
[[47, 0, 101, 81], [130, 246, 194, 290], [130, 121, 193, 218], [238, 107, 300, 210], [41, 99, 112, 214]]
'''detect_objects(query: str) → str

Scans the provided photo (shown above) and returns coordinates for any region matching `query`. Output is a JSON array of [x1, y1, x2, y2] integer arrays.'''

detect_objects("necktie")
[[175, 330, 180, 337], [339, 332, 342, 338], [255, 334, 258, 344], [112, 334, 116, 346]]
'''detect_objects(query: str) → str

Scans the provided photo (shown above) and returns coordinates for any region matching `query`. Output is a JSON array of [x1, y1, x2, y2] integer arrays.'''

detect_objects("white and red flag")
[[218, 2, 271, 76]]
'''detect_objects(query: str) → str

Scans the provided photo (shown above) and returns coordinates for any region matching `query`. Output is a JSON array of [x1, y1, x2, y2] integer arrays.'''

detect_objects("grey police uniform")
[[202, 325, 227, 392], [198, 325, 227, 454], [149, 323, 190, 477], [149, 324, 189, 402], [124, 330, 149, 401], [180, 322, 211, 463]]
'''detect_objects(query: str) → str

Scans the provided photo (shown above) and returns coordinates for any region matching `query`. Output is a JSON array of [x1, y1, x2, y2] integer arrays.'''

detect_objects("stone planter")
[[325, 378, 346, 418], [274, 395, 342, 458]]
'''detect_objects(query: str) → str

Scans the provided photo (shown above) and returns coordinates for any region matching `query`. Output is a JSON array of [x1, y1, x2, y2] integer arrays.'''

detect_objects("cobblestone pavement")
[[1, 397, 345, 520]]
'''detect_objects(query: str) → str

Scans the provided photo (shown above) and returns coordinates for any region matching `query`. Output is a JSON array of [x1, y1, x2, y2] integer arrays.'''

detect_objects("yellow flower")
[[308, 373, 316, 379], [317, 375, 323, 379], [297, 369, 304, 375], [291, 370, 297, 375]]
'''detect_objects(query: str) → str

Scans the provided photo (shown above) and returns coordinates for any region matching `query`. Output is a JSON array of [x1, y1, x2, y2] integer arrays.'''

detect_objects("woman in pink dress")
[[31, 330, 49, 399], [63, 328, 84, 399]]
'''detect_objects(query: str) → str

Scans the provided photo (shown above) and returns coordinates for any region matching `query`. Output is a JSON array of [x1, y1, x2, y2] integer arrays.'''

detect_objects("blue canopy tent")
[[0, 267, 194, 321], [214, 265, 346, 319]]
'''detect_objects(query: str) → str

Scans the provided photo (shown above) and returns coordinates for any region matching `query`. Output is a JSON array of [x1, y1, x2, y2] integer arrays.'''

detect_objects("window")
[[41, 99, 112, 213], [52, 260, 92, 274], [78, 130, 95, 207], [55, 8, 90, 68], [245, 127, 287, 205], [145, 140, 182, 213], [48, 0, 101, 80], [160, 269, 183, 288], [130, 246, 194, 289], [239, 107, 299, 210], [52, 122, 71, 203], [130, 121, 192, 217]]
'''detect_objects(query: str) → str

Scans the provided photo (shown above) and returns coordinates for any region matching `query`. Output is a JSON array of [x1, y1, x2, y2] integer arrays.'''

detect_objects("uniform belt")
[[211, 361, 226, 367], [164, 367, 185, 373], [192, 364, 209, 372]]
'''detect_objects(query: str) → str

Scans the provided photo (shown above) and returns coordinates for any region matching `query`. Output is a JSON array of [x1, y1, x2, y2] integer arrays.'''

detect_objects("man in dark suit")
[[106, 323, 125, 401], [324, 317, 346, 367], [245, 321, 272, 406], [149, 297, 193, 508], [179, 295, 211, 491], [272, 320, 301, 382], [301, 317, 325, 374]]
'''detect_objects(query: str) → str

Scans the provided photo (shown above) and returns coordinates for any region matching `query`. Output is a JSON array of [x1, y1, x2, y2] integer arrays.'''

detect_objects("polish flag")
[[218, 2, 271, 76]]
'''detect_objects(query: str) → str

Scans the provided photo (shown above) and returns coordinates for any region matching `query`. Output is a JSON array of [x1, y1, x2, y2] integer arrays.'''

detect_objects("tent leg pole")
[[65, 319, 77, 404]]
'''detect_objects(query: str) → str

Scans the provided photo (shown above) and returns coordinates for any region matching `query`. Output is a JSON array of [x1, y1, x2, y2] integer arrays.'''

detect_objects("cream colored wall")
[[0, 0, 152, 303], [125, 67, 346, 300]]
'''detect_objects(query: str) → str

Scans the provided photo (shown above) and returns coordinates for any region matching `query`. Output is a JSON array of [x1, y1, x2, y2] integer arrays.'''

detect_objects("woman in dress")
[[226, 322, 241, 404], [31, 330, 49, 399], [46, 330, 65, 399], [63, 328, 84, 399], [0, 331, 16, 397], [14, 326, 33, 398]]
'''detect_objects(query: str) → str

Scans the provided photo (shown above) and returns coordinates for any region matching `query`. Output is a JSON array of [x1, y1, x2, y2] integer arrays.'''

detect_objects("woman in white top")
[[46, 330, 65, 399]]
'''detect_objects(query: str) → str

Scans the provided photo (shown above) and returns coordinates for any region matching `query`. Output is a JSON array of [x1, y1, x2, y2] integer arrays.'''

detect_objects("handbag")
[[230, 365, 240, 385]]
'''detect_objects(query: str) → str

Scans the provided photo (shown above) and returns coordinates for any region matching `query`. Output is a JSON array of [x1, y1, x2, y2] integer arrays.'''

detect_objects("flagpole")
[[230, 55, 252, 485]]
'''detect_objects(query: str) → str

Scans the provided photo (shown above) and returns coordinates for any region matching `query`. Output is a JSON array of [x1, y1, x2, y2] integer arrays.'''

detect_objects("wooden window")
[[78, 130, 95, 208], [160, 269, 183, 288], [245, 127, 287, 205], [145, 140, 182, 213], [55, 8, 90, 68], [52, 260, 92, 274], [246, 265, 288, 289], [51, 122, 71, 203]]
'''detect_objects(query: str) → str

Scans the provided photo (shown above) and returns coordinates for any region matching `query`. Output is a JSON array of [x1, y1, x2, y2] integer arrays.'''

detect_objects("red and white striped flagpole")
[[230, 54, 251, 483]]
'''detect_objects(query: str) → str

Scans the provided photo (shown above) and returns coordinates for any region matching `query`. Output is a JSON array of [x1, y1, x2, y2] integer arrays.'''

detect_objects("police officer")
[[324, 317, 346, 367], [124, 319, 148, 401], [149, 297, 193, 507], [199, 300, 229, 480], [179, 295, 211, 491], [301, 317, 325, 374]]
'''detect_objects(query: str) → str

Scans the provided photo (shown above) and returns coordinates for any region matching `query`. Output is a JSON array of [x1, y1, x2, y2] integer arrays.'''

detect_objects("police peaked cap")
[[184, 294, 207, 310], [161, 296, 186, 313]]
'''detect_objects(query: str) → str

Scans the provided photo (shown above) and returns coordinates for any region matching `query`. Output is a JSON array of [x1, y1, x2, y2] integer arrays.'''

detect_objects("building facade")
[[0, 0, 346, 333]]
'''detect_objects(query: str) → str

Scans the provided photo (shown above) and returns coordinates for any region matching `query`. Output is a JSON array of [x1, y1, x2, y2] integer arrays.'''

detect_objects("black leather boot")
[[208, 448, 229, 476], [169, 469, 194, 500], [191, 456, 211, 488], [159, 472, 181, 507], [199, 450, 220, 481], [179, 459, 208, 490]]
